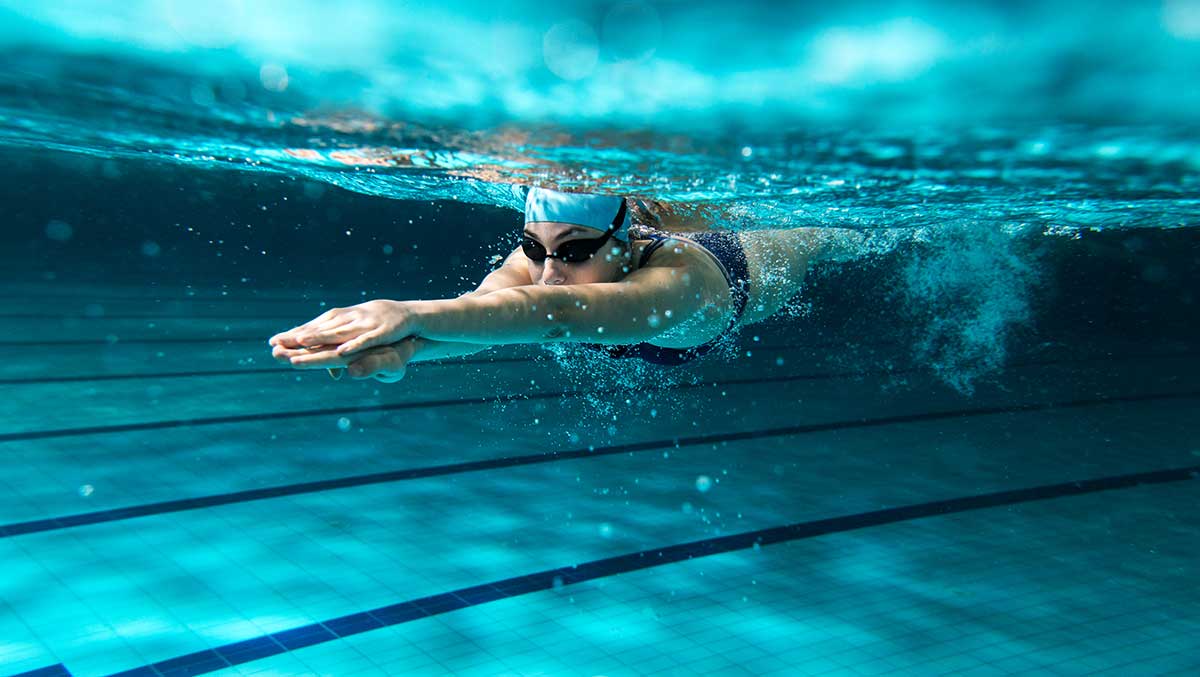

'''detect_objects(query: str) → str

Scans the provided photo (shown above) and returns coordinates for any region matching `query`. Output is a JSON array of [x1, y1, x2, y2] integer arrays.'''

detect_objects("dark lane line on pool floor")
[[0, 292, 394, 304], [2, 389, 1197, 539], [0, 342, 1184, 386], [0, 333, 878, 360], [1, 348, 1194, 442], [7, 665, 71, 677], [0, 341, 822, 386], [0, 357, 915, 443], [0, 357, 534, 385], [9, 462, 1197, 677]]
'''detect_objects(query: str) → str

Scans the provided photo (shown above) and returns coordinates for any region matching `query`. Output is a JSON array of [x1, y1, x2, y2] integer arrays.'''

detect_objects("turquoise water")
[[2, 2, 1199, 676]]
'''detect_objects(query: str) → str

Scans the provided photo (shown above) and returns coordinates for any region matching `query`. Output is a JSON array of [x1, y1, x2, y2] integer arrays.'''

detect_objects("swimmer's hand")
[[270, 339, 417, 383], [269, 300, 420, 356]]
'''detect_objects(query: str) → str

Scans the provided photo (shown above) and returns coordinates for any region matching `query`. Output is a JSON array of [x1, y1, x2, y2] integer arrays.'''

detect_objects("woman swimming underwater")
[[269, 187, 847, 382]]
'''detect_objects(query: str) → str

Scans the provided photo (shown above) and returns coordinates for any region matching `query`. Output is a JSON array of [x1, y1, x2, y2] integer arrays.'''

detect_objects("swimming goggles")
[[522, 201, 627, 263]]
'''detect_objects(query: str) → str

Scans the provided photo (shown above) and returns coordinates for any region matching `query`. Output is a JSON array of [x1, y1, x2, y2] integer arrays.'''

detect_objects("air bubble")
[[45, 220, 73, 241]]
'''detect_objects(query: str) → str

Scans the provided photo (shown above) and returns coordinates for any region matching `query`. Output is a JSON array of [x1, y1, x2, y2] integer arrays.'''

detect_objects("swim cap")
[[523, 186, 630, 242]]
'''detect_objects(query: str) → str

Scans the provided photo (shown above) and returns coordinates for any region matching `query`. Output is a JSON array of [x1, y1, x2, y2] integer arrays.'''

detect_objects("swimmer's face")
[[523, 222, 632, 286]]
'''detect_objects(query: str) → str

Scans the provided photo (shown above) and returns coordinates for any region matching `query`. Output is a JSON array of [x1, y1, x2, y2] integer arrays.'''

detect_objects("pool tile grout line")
[[17, 462, 1196, 677], [2, 388, 1197, 539]]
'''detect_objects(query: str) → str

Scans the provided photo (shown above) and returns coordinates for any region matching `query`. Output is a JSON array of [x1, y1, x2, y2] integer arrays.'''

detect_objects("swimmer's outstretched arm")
[[377, 250, 534, 363], [271, 246, 532, 375], [284, 262, 723, 368]]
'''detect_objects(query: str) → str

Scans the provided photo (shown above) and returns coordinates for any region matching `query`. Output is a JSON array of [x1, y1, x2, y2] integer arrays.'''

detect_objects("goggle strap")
[[608, 200, 627, 236]]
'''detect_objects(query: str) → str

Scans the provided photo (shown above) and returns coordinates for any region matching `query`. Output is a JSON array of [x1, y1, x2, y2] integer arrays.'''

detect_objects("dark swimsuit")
[[591, 230, 751, 365]]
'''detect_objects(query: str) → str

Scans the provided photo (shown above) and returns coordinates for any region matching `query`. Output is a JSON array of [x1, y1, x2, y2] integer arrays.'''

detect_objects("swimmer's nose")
[[540, 260, 567, 285]]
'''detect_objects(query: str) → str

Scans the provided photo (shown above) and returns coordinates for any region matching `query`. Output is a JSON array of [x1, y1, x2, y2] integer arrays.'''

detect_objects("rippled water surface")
[[1, 1, 1198, 231]]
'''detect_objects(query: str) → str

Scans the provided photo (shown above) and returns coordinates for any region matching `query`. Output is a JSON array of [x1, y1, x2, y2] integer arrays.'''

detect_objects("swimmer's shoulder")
[[631, 230, 726, 277]]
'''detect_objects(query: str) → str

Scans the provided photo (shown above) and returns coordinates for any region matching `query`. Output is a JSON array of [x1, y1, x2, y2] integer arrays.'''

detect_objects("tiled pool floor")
[[2, 286, 1197, 676]]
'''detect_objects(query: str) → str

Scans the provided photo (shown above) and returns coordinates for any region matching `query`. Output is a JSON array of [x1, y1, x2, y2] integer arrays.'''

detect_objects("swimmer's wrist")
[[400, 299, 437, 337], [403, 298, 464, 342]]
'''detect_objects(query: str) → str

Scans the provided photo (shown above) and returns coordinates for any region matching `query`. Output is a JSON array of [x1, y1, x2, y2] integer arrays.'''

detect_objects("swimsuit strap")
[[637, 235, 670, 269], [639, 231, 750, 328]]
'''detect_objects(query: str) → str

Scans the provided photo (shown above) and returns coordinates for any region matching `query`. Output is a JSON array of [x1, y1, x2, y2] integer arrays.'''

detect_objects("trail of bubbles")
[[898, 223, 1041, 394]]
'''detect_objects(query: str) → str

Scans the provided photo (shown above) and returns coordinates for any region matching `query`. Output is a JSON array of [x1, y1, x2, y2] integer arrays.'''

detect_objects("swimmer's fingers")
[[296, 321, 374, 347], [272, 343, 335, 365], [269, 330, 305, 348], [269, 310, 336, 345], [286, 346, 352, 369], [271, 324, 331, 348], [272, 343, 304, 364], [299, 317, 357, 343], [334, 328, 391, 357]]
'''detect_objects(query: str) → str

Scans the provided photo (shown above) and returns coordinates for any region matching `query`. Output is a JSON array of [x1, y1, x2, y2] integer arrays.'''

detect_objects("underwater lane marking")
[[2, 389, 1198, 539], [0, 342, 1190, 386], [0, 292, 391, 303], [0, 346, 881, 384], [0, 367, 306, 384], [0, 335, 878, 356], [0, 336, 878, 384], [49, 462, 1200, 677], [0, 340, 821, 379], [7, 666, 72, 677], [0, 356, 901, 441], [0, 358, 534, 385], [0, 346, 1195, 440]]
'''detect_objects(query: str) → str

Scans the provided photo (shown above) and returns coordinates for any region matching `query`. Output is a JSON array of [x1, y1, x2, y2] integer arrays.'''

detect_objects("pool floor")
[[1, 283, 1197, 676]]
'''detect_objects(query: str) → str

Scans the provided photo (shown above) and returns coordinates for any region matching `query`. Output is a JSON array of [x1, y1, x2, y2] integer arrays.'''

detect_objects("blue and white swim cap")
[[523, 186, 630, 242]]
